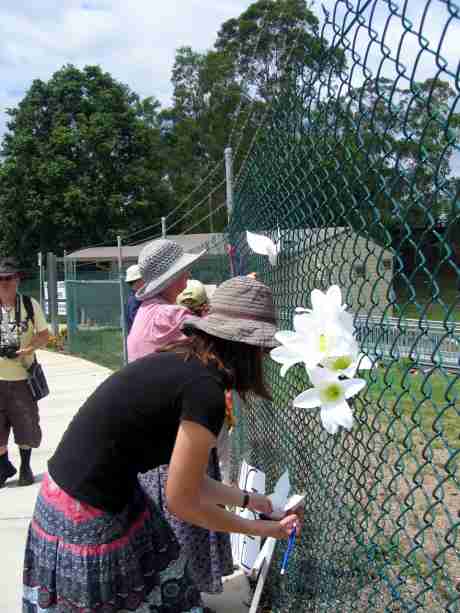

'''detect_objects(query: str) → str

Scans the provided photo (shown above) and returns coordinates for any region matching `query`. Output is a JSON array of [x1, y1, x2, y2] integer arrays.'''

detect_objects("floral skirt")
[[138, 449, 234, 594], [22, 473, 203, 612]]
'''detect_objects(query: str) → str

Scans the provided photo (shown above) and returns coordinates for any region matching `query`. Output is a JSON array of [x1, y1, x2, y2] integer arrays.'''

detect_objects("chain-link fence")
[[227, 1, 460, 611]]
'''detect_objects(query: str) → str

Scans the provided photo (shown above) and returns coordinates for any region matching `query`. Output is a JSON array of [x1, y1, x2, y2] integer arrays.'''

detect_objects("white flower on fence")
[[246, 231, 280, 266], [271, 285, 358, 374], [270, 285, 371, 434], [293, 367, 366, 434], [321, 353, 373, 378]]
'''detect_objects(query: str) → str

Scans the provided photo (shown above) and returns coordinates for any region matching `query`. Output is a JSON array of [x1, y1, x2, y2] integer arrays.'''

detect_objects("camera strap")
[[15, 294, 21, 330]]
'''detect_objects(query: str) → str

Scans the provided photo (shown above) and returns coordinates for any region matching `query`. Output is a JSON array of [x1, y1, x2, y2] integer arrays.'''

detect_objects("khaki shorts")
[[0, 380, 42, 448]]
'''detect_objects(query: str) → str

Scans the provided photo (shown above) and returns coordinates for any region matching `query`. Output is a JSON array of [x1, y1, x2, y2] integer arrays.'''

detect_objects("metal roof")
[[65, 234, 226, 261]]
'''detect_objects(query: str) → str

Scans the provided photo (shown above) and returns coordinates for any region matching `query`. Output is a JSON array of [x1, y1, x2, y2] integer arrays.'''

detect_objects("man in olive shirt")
[[0, 258, 49, 487]]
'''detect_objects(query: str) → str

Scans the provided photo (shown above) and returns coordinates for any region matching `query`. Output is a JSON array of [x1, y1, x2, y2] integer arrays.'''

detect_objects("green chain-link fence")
[[227, 0, 459, 611]]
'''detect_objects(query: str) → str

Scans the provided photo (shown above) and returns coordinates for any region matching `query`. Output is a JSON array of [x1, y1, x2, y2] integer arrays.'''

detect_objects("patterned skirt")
[[138, 449, 234, 594], [22, 473, 204, 612]]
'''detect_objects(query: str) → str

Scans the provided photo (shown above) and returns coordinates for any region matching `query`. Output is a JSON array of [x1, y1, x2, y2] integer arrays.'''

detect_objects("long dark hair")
[[162, 330, 271, 400]]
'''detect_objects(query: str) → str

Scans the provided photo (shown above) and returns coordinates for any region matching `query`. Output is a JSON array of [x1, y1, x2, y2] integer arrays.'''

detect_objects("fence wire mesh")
[[227, 1, 460, 611]]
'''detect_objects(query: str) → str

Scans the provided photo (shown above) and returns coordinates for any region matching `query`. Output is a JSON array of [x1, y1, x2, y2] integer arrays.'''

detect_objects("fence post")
[[117, 236, 128, 365], [161, 217, 166, 239], [225, 147, 237, 276], [209, 194, 214, 233], [47, 252, 59, 336], [224, 147, 234, 222], [37, 252, 44, 312]]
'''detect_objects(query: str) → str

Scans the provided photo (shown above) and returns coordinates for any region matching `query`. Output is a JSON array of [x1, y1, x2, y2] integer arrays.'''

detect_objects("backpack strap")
[[21, 294, 35, 326]]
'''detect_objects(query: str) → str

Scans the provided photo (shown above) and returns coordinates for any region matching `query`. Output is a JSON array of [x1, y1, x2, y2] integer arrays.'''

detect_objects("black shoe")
[[0, 461, 17, 488], [18, 465, 34, 487]]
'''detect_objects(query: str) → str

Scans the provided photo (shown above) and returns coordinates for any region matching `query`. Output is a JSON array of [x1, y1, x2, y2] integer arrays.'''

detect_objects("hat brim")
[[126, 273, 142, 283], [182, 312, 278, 349], [136, 250, 206, 301], [0, 271, 19, 277]]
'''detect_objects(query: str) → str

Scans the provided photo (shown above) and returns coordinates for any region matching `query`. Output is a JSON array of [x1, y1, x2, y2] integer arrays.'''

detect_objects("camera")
[[0, 344, 20, 358]]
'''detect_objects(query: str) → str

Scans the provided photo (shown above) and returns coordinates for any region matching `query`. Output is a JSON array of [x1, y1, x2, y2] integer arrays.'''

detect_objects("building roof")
[[65, 234, 226, 261]]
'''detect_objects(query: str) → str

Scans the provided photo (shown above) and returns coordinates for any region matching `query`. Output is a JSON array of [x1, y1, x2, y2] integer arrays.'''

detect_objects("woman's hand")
[[15, 345, 34, 357], [263, 513, 301, 540], [246, 493, 273, 515]]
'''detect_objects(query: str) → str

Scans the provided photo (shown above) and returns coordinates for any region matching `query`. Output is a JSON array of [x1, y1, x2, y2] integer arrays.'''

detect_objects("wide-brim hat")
[[0, 257, 20, 277], [136, 239, 206, 301], [182, 275, 278, 349]]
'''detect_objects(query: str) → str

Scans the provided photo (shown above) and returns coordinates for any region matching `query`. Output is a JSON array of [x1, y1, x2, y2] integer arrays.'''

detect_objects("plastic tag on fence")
[[231, 460, 265, 573]]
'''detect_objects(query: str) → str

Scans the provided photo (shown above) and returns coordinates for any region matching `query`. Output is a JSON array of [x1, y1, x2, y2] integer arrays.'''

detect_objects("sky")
[[0, 0, 253, 138], [1, 0, 459, 171]]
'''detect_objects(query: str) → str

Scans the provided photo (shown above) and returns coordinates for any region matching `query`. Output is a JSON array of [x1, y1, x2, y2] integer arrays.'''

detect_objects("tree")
[[215, 0, 344, 102], [160, 0, 344, 235], [0, 65, 171, 265]]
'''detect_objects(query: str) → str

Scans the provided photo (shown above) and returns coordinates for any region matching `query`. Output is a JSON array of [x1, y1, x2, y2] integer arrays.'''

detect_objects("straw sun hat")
[[182, 275, 278, 349], [136, 239, 206, 301]]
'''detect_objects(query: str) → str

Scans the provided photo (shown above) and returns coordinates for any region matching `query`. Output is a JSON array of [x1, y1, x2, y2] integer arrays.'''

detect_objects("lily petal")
[[326, 285, 342, 309], [341, 378, 366, 399], [307, 366, 339, 387], [270, 346, 303, 377], [293, 388, 321, 409], [320, 400, 353, 433], [274, 330, 298, 344], [310, 288, 327, 312]]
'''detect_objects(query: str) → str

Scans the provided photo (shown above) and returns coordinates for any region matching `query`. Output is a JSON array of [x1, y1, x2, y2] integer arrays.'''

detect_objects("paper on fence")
[[266, 469, 306, 519]]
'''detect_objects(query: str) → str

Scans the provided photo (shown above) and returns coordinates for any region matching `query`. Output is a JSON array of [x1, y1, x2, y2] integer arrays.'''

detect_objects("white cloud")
[[0, 0, 252, 138]]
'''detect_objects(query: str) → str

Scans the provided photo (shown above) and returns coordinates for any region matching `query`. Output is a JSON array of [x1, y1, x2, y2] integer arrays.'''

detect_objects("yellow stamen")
[[319, 334, 327, 353], [332, 356, 353, 371], [320, 383, 344, 404]]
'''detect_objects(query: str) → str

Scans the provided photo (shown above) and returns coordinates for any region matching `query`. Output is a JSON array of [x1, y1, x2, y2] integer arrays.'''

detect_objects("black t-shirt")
[[48, 352, 226, 512]]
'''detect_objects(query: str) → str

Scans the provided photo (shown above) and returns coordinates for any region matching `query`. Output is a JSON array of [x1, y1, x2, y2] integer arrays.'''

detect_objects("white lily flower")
[[321, 353, 374, 378], [270, 310, 358, 376], [293, 367, 366, 434], [291, 310, 358, 367]]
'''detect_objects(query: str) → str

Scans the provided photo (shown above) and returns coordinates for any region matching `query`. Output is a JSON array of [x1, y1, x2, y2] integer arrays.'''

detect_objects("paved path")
[[0, 350, 250, 613]]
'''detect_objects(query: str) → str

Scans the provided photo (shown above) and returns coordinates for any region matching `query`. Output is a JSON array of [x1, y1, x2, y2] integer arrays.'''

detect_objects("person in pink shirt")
[[127, 239, 234, 605], [127, 240, 204, 361]]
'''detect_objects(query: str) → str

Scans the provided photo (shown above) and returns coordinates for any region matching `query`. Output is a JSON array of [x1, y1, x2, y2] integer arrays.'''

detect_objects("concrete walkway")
[[0, 350, 251, 613]]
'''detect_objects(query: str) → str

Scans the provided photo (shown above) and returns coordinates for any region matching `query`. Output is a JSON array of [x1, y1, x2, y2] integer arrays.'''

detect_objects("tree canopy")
[[0, 64, 171, 265]]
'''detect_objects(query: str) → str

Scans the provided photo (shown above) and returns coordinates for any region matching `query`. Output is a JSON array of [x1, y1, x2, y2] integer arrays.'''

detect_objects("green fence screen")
[[226, 1, 459, 611]]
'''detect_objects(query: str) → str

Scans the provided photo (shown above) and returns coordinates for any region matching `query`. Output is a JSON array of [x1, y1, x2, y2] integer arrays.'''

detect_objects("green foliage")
[[0, 65, 172, 265], [159, 0, 345, 236]]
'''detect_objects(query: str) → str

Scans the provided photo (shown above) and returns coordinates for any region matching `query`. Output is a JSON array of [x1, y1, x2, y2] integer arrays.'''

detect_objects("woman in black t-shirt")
[[22, 276, 302, 613]]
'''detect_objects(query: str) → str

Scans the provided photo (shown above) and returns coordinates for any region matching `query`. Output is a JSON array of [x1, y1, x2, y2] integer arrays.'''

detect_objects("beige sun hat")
[[182, 275, 278, 348], [125, 264, 142, 284], [136, 239, 206, 301]]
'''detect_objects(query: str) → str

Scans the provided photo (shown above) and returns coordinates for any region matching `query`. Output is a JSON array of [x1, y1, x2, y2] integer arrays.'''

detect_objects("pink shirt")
[[127, 296, 190, 362]]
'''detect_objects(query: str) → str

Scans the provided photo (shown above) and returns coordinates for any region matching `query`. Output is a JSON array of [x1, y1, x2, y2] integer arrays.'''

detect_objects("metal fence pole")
[[37, 252, 44, 311], [209, 194, 214, 233], [117, 236, 128, 365], [47, 252, 59, 336], [161, 217, 166, 239], [224, 147, 234, 222]]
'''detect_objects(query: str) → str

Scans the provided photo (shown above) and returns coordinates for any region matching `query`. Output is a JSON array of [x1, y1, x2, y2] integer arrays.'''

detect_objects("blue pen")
[[280, 525, 297, 575]]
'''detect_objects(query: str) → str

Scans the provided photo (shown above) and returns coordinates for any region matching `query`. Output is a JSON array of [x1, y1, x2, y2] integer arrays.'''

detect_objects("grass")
[[394, 268, 459, 322], [66, 327, 123, 371], [362, 360, 460, 449]]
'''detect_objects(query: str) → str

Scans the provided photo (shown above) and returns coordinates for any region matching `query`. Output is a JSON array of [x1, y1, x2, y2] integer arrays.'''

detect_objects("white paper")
[[267, 469, 290, 516], [266, 469, 306, 519]]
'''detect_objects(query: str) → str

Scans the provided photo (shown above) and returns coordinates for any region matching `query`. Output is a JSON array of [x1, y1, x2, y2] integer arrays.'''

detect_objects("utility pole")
[[117, 236, 128, 365]]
